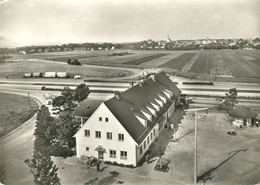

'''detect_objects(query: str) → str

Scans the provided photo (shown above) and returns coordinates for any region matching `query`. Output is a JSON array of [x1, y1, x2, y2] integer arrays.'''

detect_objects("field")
[[8, 49, 260, 82], [160, 52, 197, 70], [0, 60, 134, 78], [124, 53, 168, 65], [0, 92, 38, 137], [189, 51, 214, 74]]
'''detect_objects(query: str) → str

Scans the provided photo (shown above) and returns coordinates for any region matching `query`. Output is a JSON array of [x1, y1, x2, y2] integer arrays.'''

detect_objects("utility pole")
[[28, 92, 31, 108], [185, 108, 208, 184]]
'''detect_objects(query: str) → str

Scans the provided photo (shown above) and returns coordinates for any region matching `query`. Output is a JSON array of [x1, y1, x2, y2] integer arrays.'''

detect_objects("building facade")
[[74, 72, 181, 166]]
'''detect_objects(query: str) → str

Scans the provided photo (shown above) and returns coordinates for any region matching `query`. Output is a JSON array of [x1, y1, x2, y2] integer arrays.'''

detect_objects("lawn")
[[0, 60, 134, 79], [160, 52, 197, 70], [0, 92, 38, 137]]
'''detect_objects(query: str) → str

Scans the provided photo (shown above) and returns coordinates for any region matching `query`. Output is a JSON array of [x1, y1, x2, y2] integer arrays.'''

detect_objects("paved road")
[[0, 89, 54, 185]]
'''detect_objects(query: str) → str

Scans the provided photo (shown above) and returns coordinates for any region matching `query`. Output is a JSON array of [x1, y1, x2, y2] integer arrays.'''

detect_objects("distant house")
[[74, 47, 86, 51], [227, 107, 257, 127], [74, 72, 181, 166]]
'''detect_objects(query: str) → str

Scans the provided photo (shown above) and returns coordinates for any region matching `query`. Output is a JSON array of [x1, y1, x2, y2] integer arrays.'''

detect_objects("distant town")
[[0, 37, 260, 55]]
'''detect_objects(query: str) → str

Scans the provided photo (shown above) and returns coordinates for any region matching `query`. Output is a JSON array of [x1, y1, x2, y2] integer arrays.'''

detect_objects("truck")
[[56, 72, 69, 78], [73, 75, 81, 79], [32, 72, 43, 78], [23, 73, 32, 78], [44, 72, 56, 78]]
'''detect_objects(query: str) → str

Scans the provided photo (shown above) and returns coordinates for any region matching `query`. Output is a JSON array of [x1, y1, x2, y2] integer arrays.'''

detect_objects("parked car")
[[74, 75, 81, 79]]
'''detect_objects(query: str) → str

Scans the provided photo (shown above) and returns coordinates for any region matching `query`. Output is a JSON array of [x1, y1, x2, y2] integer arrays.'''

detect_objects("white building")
[[74, 72, 181, 166]]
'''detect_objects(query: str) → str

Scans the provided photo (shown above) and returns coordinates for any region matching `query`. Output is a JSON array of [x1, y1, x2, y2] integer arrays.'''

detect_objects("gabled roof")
[[72, 99, 103, 118], [227, 107, 257, 119], [104, 71, 181, 144], [154, 72, 181, 98]]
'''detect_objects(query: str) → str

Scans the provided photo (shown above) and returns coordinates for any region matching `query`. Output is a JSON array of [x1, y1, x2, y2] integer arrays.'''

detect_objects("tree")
[[61, 87, 75, 111], [67, 59, 71, 65], [224, 88, 238, 109], [71, 59, 81, 65], [52, 96, 65, 107], [74, 83, 90, 102], [34, 105, 56, 151], [24, 150, 60, 185], [56, 114, 80, 150]]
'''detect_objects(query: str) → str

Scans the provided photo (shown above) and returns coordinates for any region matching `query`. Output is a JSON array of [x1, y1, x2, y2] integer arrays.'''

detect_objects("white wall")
[[75, 103, 137, 166]]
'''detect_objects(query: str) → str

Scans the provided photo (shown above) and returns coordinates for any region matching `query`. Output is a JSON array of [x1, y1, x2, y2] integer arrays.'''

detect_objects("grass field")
[[0, 60, 134, 78], [0, 92, 38, 137], [160, 52, 197, 70]]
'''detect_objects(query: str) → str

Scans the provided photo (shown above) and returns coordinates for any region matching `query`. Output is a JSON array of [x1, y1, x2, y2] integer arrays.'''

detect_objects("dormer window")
[[151, 102, 160, 111], [159, 95, 167, 103], [135, 115, 147, 127], [146, 106, 156, 116], [163, 90, 171, 99], [155, 98, 163, 107], [141, 110, 152, 122]]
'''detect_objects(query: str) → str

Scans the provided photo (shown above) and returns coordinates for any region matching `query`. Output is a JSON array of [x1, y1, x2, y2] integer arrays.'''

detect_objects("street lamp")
[[184, 108, 208, 184]]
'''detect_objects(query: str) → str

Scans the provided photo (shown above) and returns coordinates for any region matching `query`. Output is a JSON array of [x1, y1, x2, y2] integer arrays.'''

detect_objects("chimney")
[[114, 91, 121, 100], [151, 75, 156, 81], [139, 80, 144, 87]]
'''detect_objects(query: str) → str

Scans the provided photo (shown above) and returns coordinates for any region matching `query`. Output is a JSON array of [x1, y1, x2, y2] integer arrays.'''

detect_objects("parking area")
[[163, 112, 260, 184]]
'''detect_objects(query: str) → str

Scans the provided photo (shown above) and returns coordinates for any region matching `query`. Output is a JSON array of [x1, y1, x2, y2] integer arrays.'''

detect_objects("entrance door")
[[243, 119, 247, 126], [98, 151, 104, 160]]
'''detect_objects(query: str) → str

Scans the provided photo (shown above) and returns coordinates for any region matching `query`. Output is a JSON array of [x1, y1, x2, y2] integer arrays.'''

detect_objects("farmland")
[[0, 92, 38, 137], [160, 52, 197, 70], [7, 49, 260, 82], [124, 53, 168, 65]]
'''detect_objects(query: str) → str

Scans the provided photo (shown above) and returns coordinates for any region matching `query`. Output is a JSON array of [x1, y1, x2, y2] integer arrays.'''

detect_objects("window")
[[118, 133, 124, 141], [107, 132, 112, 140], [144, 140, 146, 149], [120, 151, 127, 160], [139, 145, 143, 155], [147, 136, 150, 144], [95, 131, 101, 138], [86, 147, 89, 151], [99, 117, 102, 121], [150, 132, 153, 140], [105, 117, 109, 122], [109, 150, 116, 158], [84, 130, 90, 137], [82, 117, 87, 123]]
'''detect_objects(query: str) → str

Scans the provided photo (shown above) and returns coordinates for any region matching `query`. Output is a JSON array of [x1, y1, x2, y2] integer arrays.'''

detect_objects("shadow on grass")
[[198, 149, 248, 183]]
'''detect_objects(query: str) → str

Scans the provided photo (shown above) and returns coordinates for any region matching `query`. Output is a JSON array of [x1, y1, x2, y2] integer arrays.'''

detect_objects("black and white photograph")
[[0, 0, 260, 184]]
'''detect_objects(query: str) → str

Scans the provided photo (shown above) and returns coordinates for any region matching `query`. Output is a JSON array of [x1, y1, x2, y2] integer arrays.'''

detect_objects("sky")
[[0, 0, 259, 45]]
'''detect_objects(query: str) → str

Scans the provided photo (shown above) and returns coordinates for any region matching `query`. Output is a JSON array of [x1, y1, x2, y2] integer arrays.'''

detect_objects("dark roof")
[[104, 71, 181, 144], [227, 107, 257, 119], [73, 99, 103, 118]]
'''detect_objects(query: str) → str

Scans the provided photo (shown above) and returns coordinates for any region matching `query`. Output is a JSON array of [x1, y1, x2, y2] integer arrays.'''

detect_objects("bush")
[[71, 59, 81, 66], [104, 161, 134, 168]]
